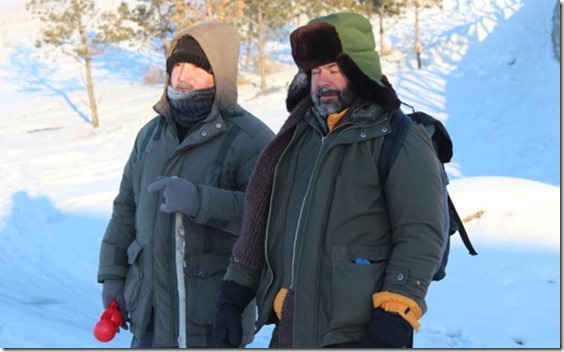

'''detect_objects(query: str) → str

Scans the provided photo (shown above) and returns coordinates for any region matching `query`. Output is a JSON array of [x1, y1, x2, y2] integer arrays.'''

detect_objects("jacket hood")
[[154, 22, 241, 117]]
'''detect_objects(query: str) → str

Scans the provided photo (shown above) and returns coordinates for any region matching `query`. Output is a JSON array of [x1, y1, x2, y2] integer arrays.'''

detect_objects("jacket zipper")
[[261, 119, 379, 342], [289, 123, 357, 289], [290, 135, 326, 289], [260, 133, 327, 330], [262, 134, 293, 317], [289, 123, 362, 346]]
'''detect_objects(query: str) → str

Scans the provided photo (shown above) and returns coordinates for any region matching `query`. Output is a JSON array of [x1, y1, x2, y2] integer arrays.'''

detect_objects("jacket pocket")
[[185, 253, 231, 324], [124, 240, 144, 312], [330, 245, 389, 327]]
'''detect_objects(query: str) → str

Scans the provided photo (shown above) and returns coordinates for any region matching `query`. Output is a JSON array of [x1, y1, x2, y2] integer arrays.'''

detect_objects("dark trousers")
[[269, 324, 414, 348], [130, 317, 154, 348], [129, 316, 218, 348]]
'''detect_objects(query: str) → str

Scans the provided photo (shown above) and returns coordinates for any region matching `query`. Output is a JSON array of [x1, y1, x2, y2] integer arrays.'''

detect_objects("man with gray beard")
[[214, 12, 444, 349]]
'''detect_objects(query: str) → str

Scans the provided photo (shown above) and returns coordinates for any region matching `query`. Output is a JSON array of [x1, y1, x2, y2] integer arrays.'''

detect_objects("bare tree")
[[412, 0, 442, 68], [414, 0, 422, 68], [242, 0, 293, 91], [122, 0, 245, 85], [294, 0, 371, 19], [119, 0, 189, 57], [27, 0, 133, 128], [122, 0, 246, 55], [240, 0, 365, 90], [369, 0, 403, 55]]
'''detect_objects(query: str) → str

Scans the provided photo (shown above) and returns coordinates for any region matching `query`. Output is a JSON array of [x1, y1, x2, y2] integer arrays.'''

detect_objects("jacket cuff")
[[191, 184, 207, 223], [372, 291, 422, 331], [97, 274, 125, 283]]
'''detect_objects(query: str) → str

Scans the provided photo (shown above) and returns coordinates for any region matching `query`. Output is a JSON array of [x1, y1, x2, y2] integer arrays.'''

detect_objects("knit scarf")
[[231, 97, 312, 270], [167, 86, 216, 128]]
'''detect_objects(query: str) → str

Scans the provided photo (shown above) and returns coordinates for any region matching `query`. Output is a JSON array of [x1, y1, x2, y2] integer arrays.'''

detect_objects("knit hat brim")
[[166, 36, 212, 74]]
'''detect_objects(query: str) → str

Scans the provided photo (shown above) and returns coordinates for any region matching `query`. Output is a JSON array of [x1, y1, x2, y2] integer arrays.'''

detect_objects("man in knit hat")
[[214, 13, 444, 348], [97, 22, 273, 348]]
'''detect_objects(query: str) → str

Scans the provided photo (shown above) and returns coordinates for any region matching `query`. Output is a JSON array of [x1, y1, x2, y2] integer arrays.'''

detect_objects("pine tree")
[[26, 0, 134, 128]]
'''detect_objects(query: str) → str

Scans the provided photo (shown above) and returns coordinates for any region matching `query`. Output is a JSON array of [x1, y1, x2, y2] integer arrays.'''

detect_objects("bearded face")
[[311, 86, 355, 117], [310, 62, 354, 117]]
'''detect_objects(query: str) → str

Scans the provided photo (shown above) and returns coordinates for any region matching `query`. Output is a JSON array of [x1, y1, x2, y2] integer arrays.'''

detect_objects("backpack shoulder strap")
[[137, 116, 164, 159], [203, 122, 243, 253], [213, 123, 242, 167], [378, 109, 412, 186], [448, 194, 479, 255], [378, 108, 478, 256]]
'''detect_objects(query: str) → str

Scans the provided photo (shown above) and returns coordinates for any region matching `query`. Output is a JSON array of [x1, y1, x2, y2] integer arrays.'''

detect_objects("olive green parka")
[[224, 12, 444, 348]]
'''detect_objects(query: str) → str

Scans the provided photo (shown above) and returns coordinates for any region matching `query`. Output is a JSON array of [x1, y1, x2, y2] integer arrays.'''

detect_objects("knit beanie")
[[166, 36, 212, 74]]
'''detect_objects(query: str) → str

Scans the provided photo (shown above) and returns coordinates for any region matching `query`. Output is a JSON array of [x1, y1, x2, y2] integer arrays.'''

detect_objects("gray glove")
[[102, 279, 128, 329], [147, 176, 200, 217]]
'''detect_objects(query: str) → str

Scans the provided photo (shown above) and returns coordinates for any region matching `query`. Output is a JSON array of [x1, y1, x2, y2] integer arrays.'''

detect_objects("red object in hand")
[[94, 299, 123, 342]]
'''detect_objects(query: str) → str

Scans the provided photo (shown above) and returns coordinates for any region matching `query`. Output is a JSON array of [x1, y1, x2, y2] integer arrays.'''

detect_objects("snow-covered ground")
[[0, 0, 560, 348]]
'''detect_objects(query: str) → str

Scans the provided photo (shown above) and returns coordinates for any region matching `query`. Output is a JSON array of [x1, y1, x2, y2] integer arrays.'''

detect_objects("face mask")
[[167, 86, 216, 128]]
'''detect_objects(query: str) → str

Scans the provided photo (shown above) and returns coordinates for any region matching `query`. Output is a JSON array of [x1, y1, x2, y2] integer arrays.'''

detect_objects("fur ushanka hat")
[[287, 12, 400, 112]]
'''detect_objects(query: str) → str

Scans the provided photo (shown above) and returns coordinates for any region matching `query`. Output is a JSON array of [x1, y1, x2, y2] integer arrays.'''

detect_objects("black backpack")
[[378, 105, 478, 281]]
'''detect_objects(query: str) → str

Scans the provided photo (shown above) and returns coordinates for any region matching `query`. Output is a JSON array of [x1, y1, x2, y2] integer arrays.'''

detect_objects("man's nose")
[[178, 65, 195, 81], [316, 69, 334, 87]]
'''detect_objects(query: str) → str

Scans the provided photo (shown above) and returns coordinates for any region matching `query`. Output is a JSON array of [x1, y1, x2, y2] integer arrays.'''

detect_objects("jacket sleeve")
[[97, 144, 138, 283], [223, 260, 261, 291], [191, 123, 274, 236], [380, 123, 445, 314]]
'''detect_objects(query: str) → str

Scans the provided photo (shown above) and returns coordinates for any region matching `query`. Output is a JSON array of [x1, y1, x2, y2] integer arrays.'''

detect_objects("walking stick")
[[173, 177, 187, 348]]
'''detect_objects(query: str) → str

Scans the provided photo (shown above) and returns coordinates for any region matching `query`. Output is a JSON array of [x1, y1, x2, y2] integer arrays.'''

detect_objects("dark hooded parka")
[[98, 22, 273, 347]]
